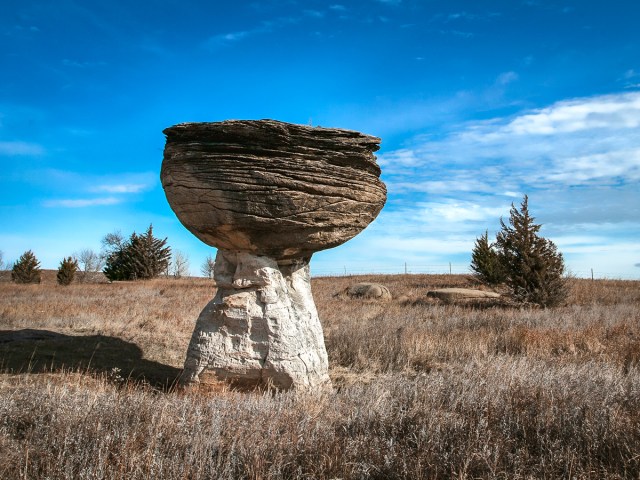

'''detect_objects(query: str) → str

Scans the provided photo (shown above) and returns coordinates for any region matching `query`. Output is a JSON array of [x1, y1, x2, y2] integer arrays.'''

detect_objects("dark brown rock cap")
[[161, 119, 387, 260]]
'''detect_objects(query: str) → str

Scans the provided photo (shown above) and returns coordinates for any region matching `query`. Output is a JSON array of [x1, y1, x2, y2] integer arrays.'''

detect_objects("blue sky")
[[1, 0, 639, 278]]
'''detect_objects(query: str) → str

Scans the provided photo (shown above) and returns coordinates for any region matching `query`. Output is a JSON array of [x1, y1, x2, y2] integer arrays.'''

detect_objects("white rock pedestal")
[[181, 250, 331, 390]]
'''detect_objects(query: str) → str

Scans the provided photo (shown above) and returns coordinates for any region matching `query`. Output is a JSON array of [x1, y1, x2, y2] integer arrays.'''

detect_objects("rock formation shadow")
[[0, 329, 181, 391]]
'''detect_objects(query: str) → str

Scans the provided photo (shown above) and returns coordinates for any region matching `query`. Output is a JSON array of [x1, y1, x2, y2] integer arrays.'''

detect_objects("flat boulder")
[[427, 288, 501, 303]]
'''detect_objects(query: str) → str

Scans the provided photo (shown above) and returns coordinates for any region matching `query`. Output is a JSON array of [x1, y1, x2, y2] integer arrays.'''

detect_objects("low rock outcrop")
[[427, 288, 501, 304], [162, 120, 386, 390], [340, 282, 392, 301]]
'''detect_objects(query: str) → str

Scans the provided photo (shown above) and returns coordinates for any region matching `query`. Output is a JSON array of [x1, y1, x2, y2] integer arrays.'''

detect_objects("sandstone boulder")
[[343, 282, 392, 301], [161, 120, 386, 260]]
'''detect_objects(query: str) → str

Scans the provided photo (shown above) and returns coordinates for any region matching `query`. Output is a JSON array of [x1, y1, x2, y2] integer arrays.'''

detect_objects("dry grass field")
[[1, 272, 639, 479]]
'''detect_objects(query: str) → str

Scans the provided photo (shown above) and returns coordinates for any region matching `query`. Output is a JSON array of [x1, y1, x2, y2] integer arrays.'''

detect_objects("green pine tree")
[[495, 195, 567, 307], [103, 225, 171, 281], [128, 225, 171, 280], [12, 250, 42, 284], [57, 256, 78, 286]]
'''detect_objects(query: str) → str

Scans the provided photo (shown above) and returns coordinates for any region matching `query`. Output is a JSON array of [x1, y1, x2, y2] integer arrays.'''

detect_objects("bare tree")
[[201, 254, 215, 279], [75, 249, 104, 282], [0, 250, 4, 270], [101, 230, 124, 251], [170, 250, 190, 279]]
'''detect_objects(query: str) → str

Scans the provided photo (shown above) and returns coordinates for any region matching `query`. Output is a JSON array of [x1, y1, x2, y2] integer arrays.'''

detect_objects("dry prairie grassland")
[[1, 273, 640, 479]]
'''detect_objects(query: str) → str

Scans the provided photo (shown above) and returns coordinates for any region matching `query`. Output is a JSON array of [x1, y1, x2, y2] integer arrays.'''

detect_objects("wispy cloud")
[[381, 91, 640, 191], [0, 141, 44, 156], [496, 71, 519, 85], [368, 91, 640, 277], [204, 10, 326, 48], [91, 183, 150, 194], [62, 59, 107, 68], [29, 171, 155, 209], [43, 197, 121, 208]]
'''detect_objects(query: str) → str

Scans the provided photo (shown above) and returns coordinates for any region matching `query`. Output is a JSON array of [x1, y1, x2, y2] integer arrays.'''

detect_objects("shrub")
[[103, 225, 171, 281], [57, 256, 78, 286], [471, 196, 568, 307], [12, 250, 41, 284]]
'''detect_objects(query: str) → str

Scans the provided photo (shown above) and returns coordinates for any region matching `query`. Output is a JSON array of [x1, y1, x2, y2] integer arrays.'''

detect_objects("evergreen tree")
[[470, 230, 505, 286], [495, 195, 567, 307], [12, 250, 41, 284], [125, 225, 171, 280], [57, 256, 78, 286], [103, 225, 171, 281], [103, 246, 131, 281]]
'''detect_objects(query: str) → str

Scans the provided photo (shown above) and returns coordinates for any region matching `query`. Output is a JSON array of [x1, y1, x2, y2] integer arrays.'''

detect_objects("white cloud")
[[544, 149, 640, 184], [0, 141, 44, 156], [424, 201, 509, 222], [504, 92, 640, 135], [43, 197, 122, 208]]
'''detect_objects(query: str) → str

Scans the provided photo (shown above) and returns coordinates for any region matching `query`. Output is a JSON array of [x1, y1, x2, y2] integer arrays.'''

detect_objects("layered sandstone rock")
[[161, 120, 386, 390], [161, 120, 386, 260]]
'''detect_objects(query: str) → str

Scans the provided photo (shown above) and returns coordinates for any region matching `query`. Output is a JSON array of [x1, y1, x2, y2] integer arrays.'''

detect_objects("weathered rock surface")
[[427, 288, 501, 303], [161, 119, 386, 260], [163, 120, 387, 390], [181, 250, 330, 390], [342, 282, 392, 301]]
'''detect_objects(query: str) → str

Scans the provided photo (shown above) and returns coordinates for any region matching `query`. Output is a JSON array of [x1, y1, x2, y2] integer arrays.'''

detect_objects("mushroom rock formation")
[[161, 119, 386, 390]]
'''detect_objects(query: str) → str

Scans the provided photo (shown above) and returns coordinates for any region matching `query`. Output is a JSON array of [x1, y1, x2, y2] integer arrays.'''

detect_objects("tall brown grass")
[[1, 273, 639, 479]]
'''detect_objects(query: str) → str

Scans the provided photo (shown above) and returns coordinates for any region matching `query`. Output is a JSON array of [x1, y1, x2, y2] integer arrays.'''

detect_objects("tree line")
[[1, 224, 216, 286], [2, 196, 568, 307]]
